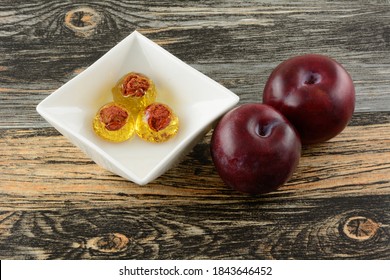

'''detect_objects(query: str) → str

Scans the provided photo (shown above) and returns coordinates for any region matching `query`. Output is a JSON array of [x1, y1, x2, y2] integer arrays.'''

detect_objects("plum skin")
[[210, 103, 301, 195], [263, 54, 355, 144]]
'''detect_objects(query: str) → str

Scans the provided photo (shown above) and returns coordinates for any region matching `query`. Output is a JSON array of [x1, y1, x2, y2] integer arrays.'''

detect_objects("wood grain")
[[0, 196, 389, 259], [0, 112, 389, 259], [1, 1, 390, 128], [1, 0, 390, 259], [0, 114, 390, 210]]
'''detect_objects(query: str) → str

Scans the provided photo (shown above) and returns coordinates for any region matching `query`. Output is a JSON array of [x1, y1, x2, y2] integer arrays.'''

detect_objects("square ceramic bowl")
[[36, 31, 239, 185]]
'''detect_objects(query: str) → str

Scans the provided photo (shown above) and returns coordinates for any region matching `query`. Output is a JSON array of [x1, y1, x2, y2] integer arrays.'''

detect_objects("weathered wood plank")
[[0, 112, 389, 211], [1, 1, 390, 128], [0, 195, 389, 259]]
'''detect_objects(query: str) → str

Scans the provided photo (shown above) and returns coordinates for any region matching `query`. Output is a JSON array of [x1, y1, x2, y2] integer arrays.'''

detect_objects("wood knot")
[[64, 7, 101, 37], [342, 216, 380, 241], [86, 233, 130, 253]]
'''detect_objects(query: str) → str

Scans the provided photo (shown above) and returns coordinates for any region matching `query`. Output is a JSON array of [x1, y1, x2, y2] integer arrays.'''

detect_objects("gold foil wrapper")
[[93, 102, 135, 142], [112, 72, 157, 114], [135, 103, 179, 143]]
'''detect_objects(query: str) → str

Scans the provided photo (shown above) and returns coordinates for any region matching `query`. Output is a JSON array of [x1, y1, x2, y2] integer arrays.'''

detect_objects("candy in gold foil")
[[112, 72, 156, 114], [135, 102, 179, 143], [93, 102, 135, 142]]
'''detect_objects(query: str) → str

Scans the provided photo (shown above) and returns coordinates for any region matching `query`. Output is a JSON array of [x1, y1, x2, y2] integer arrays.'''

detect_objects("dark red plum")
[[210, 103, 301, 195], [263, 54, 355, 144]]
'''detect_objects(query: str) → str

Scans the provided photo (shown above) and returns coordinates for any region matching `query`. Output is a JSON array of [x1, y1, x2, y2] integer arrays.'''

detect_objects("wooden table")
[[1, 1, 389, 260]]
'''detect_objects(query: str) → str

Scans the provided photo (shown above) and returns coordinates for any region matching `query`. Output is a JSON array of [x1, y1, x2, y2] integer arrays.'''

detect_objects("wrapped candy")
[[112, 72, 156, 114], [135, 102, 179, 143], [93, 102, 135, 142]]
